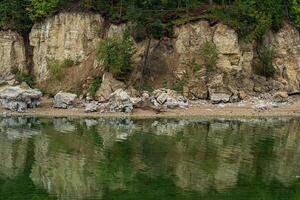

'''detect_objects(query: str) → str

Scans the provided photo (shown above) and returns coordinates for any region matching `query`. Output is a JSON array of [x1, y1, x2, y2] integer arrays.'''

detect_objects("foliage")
[[28, 0, 70, 21], [171, 79, 188, 92], [15, 71, 35, 87], [47, 58, 74, 80], [88, 77, 102, 98], [258, 46, 276, 78], [150, 20, 165, 39], [0, 0, 297, 39], [213, 0, 286, 40], [0, 0, 32, 33], [289, 0, 300, 28], [199, 41, 218, 72], [96, 31, 134, 79]]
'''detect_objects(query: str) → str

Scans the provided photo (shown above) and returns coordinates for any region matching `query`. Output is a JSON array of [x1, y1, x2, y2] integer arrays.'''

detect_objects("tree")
[[0, 0, 32, 33], [289, 0, 300, 28]]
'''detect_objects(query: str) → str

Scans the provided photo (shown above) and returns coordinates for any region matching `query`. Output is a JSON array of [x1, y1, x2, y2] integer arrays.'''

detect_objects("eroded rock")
[[210, 93, 231, 104], [103, 89, 134, 113], [95, 72, 126, 102], [53, 92, 77, 109], [0, 86, 42, 112], [152, 89, 189, 109], [84, 102, 99, 113]]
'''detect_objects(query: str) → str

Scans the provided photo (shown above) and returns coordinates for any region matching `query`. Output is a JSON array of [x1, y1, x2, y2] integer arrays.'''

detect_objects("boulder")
[[95, 72, 126, 102], [84, 102, 99, 113], [105, 89, 134, 113], [0, 85, 42, 112], [210, 92, 231, 104], [153, 89, 189, 109], [273, 91, 289, 102], [238, 91, 247, 100], [53, 92, 77, 109]]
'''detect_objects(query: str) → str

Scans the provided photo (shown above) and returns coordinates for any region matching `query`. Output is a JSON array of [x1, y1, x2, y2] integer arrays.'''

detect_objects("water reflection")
[[0, 117, 300, 200]]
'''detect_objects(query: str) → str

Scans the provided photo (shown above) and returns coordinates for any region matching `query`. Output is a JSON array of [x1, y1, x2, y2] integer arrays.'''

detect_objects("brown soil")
[[1, 97, 300, 119]]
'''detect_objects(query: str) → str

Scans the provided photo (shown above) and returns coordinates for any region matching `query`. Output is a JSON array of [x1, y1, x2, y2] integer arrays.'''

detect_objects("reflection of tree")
[[0, 175, 55, 200]]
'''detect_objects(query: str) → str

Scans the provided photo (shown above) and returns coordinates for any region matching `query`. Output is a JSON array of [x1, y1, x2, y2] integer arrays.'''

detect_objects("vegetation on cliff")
[[0, 0, 299, 39]]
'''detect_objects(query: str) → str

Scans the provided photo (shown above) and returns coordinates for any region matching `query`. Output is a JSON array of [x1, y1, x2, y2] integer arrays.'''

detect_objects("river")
[[0, 117, 300, 200]]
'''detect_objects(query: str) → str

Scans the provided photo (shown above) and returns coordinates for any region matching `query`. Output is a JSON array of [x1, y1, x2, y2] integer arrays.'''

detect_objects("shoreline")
[[1, 98, 300, 119]]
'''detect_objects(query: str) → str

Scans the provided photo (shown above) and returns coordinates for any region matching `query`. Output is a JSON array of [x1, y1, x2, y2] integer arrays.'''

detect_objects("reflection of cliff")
[[0, 117, 40, 179], [0, 136, 28, 179], [172, 119, 300, 192], [0, 117, 300, 199], [30, 123, 104, 200]]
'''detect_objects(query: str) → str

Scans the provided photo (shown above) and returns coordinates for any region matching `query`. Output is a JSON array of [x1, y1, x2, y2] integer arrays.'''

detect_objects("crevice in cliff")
[[22, 34, 34, 75]]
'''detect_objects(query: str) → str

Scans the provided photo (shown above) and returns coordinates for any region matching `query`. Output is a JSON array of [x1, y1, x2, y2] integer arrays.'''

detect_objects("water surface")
[[0, 117, 300, 200]]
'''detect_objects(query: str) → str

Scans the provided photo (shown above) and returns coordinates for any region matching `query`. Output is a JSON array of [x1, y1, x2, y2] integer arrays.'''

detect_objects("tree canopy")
[[0, 0, 299, 39]]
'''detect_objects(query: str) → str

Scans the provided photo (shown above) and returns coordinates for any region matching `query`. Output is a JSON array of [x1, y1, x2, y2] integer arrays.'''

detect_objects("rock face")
[[0, 31, 26, 77], [265, 23, 300, 92], [30, 12, 104, 82], [0, 12, 298, 101], [53, 92, 77, 109], [95, 72, 126, 102], [173, 21, 252, 100], [0, 86, 42, 112]]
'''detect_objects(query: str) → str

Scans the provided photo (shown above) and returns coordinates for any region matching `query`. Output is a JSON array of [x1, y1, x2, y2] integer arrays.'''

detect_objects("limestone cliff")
[[0, 31, 26, 77], [0, 12, 299, 100], [29, 12, 104, 82]]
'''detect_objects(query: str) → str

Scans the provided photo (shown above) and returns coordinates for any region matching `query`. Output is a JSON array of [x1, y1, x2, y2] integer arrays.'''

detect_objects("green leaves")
[[96, 31, 135, 79], [28, 0, 69, 21], [213, 0, 286, 41], [289, 0, 300, 28], [199, 41, 218, 72], [0, 0, 32, 33], [258, 47, 276, 78]]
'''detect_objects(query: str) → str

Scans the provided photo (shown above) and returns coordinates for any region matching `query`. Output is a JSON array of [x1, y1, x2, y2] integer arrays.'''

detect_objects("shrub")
[[171, 79, 187, 92], [199, 41, 218, 72], [88, 77, 101, 98], [258, 47, 276, 78], [96, 31, 134, 79], [213, 0, 285, 40], [28, 0, 69, 21], [15, 71, 35, 87], [47, 58, 74, 80], [150, 20, 165, 39], [289, 0, 300, 28]]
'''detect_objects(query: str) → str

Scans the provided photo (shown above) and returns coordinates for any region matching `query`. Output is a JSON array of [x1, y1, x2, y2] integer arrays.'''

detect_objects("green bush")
[[289, 0, 300, 28], [88, 77, 101, 98], [96, 31, 134, 79], [213, 0, 285, 40], [258, 47, 276, 78], [47, 58, 74, 80], [28, 0, 69, 21], [150, 20, 165, 39], [15, 71, 35, 87], [199, 41, 218, 72], [171, 79, 188, 92]]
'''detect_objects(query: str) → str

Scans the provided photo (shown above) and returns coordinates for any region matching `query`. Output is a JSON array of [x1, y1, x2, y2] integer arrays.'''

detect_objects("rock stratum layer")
[[0, 12, 299, 100], [0, 31, 26, 77]]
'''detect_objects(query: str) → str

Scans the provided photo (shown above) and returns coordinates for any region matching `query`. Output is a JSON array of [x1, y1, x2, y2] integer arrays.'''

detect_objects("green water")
[[0, 117, 300, 200]]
